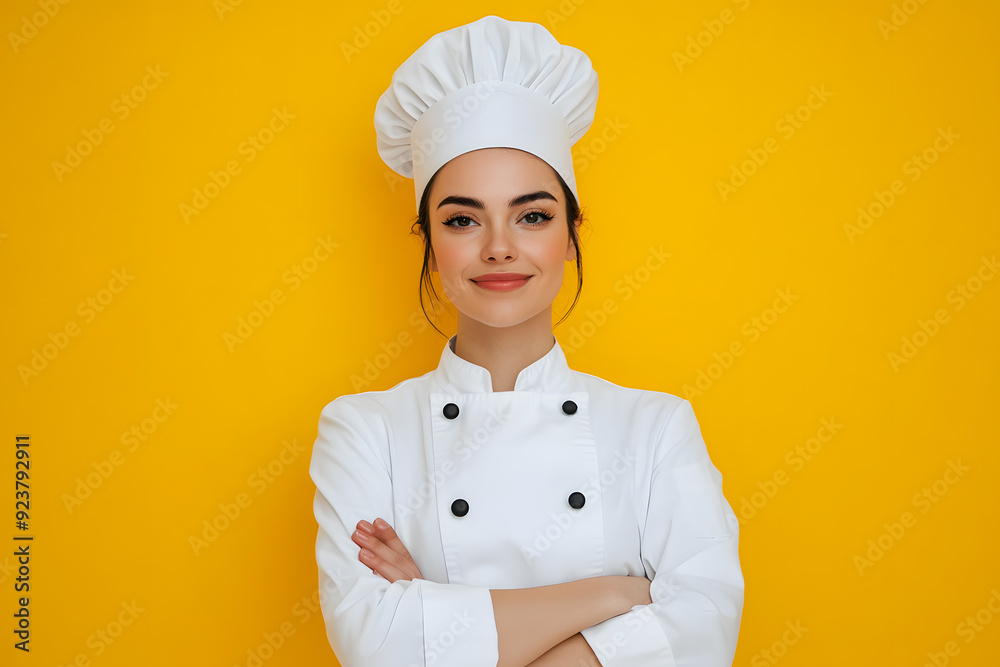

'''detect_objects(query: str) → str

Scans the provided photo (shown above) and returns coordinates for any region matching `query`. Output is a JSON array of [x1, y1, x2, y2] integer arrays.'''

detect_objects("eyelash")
[[442, 210, 555, 228]]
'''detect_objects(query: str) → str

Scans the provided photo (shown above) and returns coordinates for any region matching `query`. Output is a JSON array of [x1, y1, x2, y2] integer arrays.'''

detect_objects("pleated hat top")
[[373, 15, 599, 208]]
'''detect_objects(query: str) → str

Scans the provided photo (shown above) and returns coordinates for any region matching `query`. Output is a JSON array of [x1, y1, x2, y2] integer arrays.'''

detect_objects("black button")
[[562, 400, 577, 415], [443, 403, 460, 419], [451, 499, 469, 517], [568, 492, 585, 509]]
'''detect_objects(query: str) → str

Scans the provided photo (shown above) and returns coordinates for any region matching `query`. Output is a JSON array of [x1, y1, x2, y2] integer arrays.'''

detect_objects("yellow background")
[[2, 0, 998, 665]]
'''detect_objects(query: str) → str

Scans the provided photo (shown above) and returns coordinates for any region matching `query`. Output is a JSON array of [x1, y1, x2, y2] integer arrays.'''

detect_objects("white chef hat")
[[373, 15, 599, 209]]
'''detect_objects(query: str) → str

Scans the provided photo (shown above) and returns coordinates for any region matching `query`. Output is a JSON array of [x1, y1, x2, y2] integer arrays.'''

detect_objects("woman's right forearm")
[[489, 576, 635, 667]]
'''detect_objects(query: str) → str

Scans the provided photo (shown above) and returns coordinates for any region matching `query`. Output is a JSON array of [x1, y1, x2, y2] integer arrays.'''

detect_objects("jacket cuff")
[[580, 606, 675, 667], [418, 579, 499, 666]]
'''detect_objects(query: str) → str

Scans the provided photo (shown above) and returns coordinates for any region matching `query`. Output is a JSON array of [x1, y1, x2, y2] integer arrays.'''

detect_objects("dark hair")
[[409, 161, 585, 338]]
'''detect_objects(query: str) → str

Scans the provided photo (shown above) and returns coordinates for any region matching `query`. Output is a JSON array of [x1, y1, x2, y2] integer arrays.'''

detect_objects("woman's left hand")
[[352, 517, 424, 583]]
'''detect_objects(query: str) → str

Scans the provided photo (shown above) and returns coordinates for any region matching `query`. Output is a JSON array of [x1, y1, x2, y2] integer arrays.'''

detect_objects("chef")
[[309, 14, 744, 667]]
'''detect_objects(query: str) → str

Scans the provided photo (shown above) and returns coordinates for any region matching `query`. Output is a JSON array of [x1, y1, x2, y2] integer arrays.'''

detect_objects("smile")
[[471, 276, 532, 291]]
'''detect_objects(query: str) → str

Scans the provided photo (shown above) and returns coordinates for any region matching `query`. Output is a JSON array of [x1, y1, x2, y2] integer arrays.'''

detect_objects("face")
[[425, 147, 579, 330]]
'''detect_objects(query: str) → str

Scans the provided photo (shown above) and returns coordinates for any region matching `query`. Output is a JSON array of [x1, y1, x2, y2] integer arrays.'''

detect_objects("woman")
[[309, 15, 744, 667]]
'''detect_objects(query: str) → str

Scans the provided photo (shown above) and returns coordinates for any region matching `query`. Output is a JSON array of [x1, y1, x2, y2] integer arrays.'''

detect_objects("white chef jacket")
[[309, 334, 743, 667]]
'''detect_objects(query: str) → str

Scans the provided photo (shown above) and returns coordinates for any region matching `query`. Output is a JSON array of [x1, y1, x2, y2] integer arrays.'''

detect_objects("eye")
[[521, 210, 555, 226], [441, 210, 555, 228], [442, 214, 478, 228]]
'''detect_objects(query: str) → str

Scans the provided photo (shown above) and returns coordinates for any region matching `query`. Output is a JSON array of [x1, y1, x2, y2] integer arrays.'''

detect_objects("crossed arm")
[[351, 517, 651, 667]]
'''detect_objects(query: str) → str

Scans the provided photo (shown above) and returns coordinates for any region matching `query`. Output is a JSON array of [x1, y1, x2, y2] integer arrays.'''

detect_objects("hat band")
[[410, 81, 576, 208]]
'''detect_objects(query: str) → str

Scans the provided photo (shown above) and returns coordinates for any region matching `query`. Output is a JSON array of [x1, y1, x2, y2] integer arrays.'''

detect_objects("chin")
[[466, 314, 531, 329], [460, 305, 550, 329]]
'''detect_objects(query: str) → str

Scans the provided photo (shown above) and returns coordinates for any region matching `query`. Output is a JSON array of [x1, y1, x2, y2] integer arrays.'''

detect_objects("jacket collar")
[[433, 334, 576, 394]]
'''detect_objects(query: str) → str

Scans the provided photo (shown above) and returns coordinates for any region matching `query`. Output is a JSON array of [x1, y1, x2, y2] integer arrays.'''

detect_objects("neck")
[[453, 308, 556, 392]]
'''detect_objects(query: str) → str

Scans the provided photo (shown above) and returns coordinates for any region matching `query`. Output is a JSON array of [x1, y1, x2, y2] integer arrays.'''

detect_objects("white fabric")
[[373, 15, 599, 207], [310, 335, 744, 666]]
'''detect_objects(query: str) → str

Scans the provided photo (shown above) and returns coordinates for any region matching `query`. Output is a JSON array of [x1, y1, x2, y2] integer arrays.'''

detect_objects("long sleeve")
[[309, 395, 501, 667], [579, 398, 744, 666]]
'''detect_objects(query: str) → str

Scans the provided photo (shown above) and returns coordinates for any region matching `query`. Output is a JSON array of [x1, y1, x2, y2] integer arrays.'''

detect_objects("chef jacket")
[[309, 334, 744, 667]]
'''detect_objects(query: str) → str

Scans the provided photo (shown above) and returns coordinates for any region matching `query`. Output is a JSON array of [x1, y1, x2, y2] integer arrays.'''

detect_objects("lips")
[[470, 273, 532, 291], [471, 273, 530, 282]]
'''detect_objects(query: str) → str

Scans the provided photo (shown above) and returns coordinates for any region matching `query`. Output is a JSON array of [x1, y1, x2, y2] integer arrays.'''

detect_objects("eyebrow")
[[436, 190, 558, 210]]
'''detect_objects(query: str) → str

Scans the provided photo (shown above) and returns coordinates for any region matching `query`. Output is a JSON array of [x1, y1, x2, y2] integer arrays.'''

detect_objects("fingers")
[[353, 519, 420, 581], [352, 527, 410, 583], [369, 519, 420, 571], [352, 518, 424, 582]]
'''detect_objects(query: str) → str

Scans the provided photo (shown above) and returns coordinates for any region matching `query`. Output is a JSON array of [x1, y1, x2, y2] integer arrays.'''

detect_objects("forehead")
[[431, 148, 560, 200]]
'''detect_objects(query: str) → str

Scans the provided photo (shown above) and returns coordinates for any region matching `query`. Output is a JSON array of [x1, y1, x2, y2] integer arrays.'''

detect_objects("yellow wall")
[[2, 0, 998, 665]]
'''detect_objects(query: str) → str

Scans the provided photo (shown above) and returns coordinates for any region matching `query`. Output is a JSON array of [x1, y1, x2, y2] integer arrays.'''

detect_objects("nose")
[[483, 220, 516, 262]]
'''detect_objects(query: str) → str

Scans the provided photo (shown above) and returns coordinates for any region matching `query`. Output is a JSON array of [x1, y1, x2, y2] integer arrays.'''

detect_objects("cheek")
[[431, 237, 472, 273], [534, 236, 570, 272]]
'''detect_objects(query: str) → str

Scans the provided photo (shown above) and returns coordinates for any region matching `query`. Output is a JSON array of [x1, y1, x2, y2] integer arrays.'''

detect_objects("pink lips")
[[471, 273, 531, 291]]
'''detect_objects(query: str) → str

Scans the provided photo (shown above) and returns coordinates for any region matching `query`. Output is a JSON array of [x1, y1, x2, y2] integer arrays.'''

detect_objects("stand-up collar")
[[433, 334, 576, 394]]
